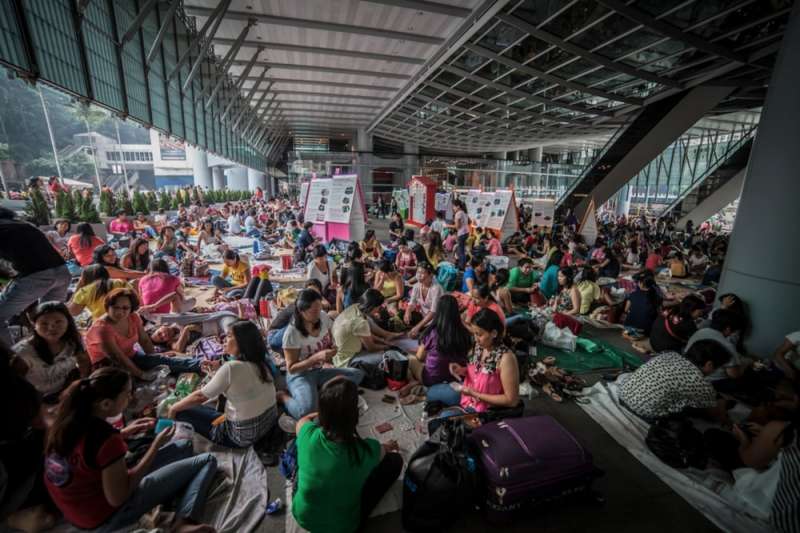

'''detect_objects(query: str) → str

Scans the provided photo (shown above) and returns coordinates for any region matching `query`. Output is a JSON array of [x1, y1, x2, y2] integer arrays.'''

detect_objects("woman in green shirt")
[[293, 376, 402, 533]]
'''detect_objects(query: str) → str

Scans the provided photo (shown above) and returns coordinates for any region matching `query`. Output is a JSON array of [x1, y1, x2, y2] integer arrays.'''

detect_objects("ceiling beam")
[[360, 0, 471, 17], [145, 0, 179, 66], [212, 37, 424, 65], [241, 77, 398, 92], [230, 60, 411, 80], [271, 90, 390, 101], [279, 109, 377, 117], [120, 0, 158, 45], [183, 5, 445, 45], [168, 0, 231, 81], [273, 100, 383, 110]]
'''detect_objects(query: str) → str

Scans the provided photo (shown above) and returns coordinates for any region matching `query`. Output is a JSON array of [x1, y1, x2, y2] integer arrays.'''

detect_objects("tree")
[[99, 188, 115, 216], [131, 189, 149, 215], [78, 192, 100, 223], [115, 191, 132, 216], [24, 187, 51, 226], [55, 190, 77, 221], [158, 191, 171, 210], [146, 191, 158, 212]]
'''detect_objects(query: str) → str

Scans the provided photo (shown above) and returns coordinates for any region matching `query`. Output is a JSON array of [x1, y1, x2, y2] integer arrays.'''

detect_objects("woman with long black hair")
[[292, 376, 402, 532], [67, 222, 104, 267], [120, 238, 151, 272], [409, 294, 473, 406], [92, 245, 145, 281], [13, 302, 90, 397], [649, 294, 706, 353], [44, 367, 217, 532], [169, 320, 278, 448], [68, 265, 130, 320], [282, 289, 363, 420]]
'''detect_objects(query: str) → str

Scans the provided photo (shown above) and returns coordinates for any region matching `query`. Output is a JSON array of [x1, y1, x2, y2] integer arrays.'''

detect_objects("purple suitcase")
[[469, 415, 600, 522]]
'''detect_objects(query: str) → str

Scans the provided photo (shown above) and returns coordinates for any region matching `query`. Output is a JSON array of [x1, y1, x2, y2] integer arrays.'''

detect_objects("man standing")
[[0, 207, 70, 345]]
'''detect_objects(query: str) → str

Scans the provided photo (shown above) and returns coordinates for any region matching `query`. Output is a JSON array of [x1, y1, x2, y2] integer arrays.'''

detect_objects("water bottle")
[[418, 407, 429, 435], [253, 239, 260, 254]]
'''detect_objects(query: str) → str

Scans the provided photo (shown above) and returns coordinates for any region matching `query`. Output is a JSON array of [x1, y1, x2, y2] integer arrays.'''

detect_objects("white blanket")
[[579, 381, 772, 533]]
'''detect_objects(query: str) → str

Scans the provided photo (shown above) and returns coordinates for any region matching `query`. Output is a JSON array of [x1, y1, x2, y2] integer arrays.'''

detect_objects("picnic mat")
[[538, 336, 643, 374], [579, 381, 772, 533]]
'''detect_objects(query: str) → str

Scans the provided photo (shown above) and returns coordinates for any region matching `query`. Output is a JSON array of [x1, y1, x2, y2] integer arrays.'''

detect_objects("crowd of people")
[[0, 188, 797, 533]]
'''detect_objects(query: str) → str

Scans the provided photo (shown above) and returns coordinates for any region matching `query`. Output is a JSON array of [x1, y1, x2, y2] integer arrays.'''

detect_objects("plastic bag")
[[541, 321, 577, 351], [174, 373, 200, 398]]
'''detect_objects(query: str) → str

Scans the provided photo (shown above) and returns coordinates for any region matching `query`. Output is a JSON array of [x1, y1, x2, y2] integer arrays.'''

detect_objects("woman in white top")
[[306, 245, 337, 302], [169, 320, 277, 448], [12, 301, 91, 397], [281, 289, 364, 419]]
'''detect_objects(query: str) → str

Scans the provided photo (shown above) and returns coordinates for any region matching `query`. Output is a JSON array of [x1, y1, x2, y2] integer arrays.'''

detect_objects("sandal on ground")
[[541, 356, 557, 366], [542, 383, 563, 403]]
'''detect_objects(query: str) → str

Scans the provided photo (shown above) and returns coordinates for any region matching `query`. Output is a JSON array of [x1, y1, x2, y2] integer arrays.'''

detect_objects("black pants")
[[360, 452, 403, 529], [243, 277, 274, 301]]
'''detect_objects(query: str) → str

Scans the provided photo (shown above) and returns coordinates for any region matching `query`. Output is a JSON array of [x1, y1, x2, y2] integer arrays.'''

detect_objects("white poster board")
[[299, 181, 310, 206], [476, 192, 494, 227], [325, 174, 358, 224], [532, 199, 555, 228], [465, 189, 481, 221], [435, 192, 453, 221], [409, 180, 427, 224], [484, 190, 513, 230], [579, 198, 599, 247], [392, 189, 409, 212], [304, 178, 332, 223]]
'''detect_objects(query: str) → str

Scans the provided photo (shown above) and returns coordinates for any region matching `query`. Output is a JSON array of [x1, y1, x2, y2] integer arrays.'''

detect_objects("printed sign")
[[484, 190, 513, 230], [159, 135, 186, 160], [532, 198, 555, 228], [465, 189, 481, 221], [325, 175, 358, 223], [304, 178, 332, 223]]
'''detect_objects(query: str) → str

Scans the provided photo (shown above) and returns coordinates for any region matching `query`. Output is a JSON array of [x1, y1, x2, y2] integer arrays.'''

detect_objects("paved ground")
[[260, 217, 719, 533]]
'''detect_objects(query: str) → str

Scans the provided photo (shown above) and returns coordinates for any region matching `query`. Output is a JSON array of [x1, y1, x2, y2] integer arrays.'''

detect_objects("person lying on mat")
[[292, 376, 403, 533], [450, 308, 519, 413], [168, 320, 278, 449]]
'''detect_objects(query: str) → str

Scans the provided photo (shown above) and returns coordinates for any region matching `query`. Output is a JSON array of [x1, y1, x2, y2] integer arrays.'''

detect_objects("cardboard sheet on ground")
[[579, 381, 771, 533], [538, 336, 643, 374]]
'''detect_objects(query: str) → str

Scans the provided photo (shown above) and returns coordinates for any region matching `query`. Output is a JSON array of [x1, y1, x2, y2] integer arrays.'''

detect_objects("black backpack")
[[402, 420, 478, 532], [645, 418, 707, 469]]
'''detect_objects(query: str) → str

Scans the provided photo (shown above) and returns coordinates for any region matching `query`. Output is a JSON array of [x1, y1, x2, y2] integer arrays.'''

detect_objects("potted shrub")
[[131, 190, 149, 215], [24, 187, 51, 227], [99, 188, 115, 217]]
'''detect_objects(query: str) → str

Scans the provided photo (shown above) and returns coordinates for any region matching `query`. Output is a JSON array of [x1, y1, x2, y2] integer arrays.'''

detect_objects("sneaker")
[[278, 413, 297, 435]]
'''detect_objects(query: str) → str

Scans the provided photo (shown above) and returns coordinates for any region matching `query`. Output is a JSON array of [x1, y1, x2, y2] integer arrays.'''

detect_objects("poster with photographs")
[[325, 175, 358, 224], [299, 181, 310, 206], [435, 192, 453, 221], [465, 189, 481, 221], [532, 199, 555, 228], [304, 178, 332, 223], [484, 189, 513, 230], [476, 192, 494, 227]]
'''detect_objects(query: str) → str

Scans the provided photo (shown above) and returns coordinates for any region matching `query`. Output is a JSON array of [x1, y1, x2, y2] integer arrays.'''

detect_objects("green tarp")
[[537, 335, 644, 374]]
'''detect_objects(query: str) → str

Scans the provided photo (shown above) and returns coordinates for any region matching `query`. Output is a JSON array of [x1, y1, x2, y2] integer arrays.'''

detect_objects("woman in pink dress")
[[451, 308, 519, 413]]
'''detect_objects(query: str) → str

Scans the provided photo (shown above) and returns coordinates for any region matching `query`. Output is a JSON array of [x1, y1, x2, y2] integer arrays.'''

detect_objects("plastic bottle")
[[265, 498, 283, 515]]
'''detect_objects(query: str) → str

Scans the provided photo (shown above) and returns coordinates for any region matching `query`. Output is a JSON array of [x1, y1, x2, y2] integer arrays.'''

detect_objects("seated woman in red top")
[[138, 259, 195, 315], [464, 284, 506, 326], [84, 288, 200, 378], [108, 211, 134, 237], [44, 367, 217, 532], [67, 223, 105, 267]]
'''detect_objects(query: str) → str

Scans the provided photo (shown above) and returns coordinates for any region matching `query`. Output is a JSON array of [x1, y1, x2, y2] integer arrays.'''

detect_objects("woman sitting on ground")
[[282, 290, 364, 420], [84, 288, 201, 378], [451, 309, 520, 413], [668, 252, 689, 278], [138, 259, 195, 315], [576, 266, 606, 315], [648, 294, 706, 353], [68, 265, 131, 320], [92, 245, 145, 281], [44, 367, 217, 533], [622, 272, 662, 340], [408, 294, 472, 406], [211, 250, 251, 299], [157, 225, 192, 260], [465, 284, 506, 326], [12, 302, 91, 398], [492, 269, 515, 317], [306, 245, 337, 303], [196, 219, 225, 254], [539, 250, 565, 301], [360, 230, 383, 264], [425, 231, 445, 268], [394, 238, 417, 279], [372, 259, 404, 309], [292, 376, 403, 533], [169, 320, 278, 448], [338, 247, 370, 312], [67, 223, 105, 267], [332, 289, 398, 368], [552, 266, 581, 317], [120, 238, 151, 272]]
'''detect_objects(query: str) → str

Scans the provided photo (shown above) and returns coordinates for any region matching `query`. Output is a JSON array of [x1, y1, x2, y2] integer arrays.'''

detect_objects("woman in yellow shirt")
[[372, 259, 404, 308], [425, 231, 445, 268], [67, 265, 131, 319], [211, 249, 251, 298]]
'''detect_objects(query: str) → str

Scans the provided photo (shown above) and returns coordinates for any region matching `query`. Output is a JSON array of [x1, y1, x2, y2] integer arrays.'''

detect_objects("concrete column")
[[211, 166, 225, 190], [357, 127, 374, 203], [717, 4, 800, 355], [189, 146, 211, 188], [528, 147, 543, 163], [247, 168, 267, 191], [226, 166, 248, 191], [615, 185, 631, 218]]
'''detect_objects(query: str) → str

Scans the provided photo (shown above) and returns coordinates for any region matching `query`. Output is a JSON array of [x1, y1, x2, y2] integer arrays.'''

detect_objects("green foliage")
[[78, 192, 100, 223], [158, 191, 171, 210], [0, 143, 9, 160], [131, 190, 149, 215], [26, 152, 95, 179], [171, 193, 180, 210], [146, 191, 158, 212], [115, 191, 133, 216], [24, 187, 51, 226], [99, 188, 115, 216], [54, 190, 78, 222]]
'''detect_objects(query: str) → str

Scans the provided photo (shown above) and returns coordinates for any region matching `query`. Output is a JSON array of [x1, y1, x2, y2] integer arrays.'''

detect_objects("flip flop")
[[542, 383, 563, 403], [542, 356, 557, 366]]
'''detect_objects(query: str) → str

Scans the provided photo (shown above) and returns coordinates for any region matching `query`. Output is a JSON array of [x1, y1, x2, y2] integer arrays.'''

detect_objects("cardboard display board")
[[407, 175, 437, 226], [483, 189, 520, 240], [532, 199, 556, 228], [392, 189, 409, 219], [325, 174, 358, 224], [299, 181, 310, 208], [476, 192, 494, 227], [434, 192, 454, 221], [304, 178, 332, 224], [465, 189, 482, 221]]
